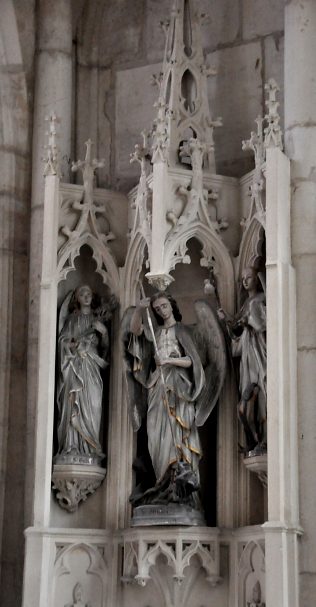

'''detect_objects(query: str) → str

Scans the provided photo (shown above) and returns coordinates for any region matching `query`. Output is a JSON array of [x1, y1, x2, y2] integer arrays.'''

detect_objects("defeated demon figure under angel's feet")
[[122, 291, 227, 510]]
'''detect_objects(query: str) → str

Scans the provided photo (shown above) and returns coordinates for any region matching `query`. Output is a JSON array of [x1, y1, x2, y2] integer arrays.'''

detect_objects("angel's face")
[[242, 268, 257, 291], [76, 285, 92, 308], [152, 297, 173, 322]]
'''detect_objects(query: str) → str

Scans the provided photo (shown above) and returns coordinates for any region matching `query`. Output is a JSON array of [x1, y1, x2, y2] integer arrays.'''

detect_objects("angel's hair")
[[242, 265, 258, 279], [68, 284, 101, 313], [150, 291, 182, 325]]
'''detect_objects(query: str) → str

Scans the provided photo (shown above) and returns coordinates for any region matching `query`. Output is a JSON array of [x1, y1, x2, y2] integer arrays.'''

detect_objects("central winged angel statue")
[[122, 289, 227, 512]]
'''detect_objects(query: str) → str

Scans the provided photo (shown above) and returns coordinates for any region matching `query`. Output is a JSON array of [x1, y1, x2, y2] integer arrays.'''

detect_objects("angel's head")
[[242, 267, 258, 292], [74, 284, 93, 311], [151, 292, 182, 325]]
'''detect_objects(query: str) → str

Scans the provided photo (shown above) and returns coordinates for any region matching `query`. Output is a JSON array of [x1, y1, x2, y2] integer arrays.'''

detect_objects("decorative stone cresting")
[[241, 77, 283, 233], [150, 0, 222, 170], [57, 138, 119, 294], [124, 0, 233, 293], [122, 527, 221, 588], [42, 113, 62, 177], [52, 464, 106, 512]]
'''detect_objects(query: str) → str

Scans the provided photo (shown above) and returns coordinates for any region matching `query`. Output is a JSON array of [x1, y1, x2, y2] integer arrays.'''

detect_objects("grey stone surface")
[[207, 41, 262, 176], [115, 62, 160, 190], [78, 0, 145, 67], [243, 0, 285, 39], [132, 503, 205, 526], [76, 66, 112, 188], [145, 0, 240, 63]]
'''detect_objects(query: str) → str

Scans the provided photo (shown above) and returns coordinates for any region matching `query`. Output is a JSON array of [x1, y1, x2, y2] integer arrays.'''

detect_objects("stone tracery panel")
[[52, 542, 109, 607], [238, 540, 266, 607]]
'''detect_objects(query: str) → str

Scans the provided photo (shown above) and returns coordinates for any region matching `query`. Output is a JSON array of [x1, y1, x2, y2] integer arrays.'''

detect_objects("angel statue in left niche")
[[122, 289, 227, 525], [55, 284, 117, 465]]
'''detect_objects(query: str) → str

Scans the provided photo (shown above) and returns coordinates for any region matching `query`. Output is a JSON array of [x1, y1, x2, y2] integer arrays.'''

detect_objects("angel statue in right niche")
[[218, 266, 267, 454], [122, 289, 227, 525]]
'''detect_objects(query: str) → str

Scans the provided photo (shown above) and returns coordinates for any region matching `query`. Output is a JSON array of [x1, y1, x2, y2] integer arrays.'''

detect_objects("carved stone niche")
[[122, 527, 221, 588], [52, 249, 117, 511]]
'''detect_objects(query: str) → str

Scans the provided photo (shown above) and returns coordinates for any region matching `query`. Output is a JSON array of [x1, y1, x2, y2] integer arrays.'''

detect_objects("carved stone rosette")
[[52, 464, 106, 512]]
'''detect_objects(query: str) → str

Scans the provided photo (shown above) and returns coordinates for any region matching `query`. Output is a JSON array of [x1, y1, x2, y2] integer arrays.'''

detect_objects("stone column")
[[0, 1, 31, 601], [26, 0, 72, 524], [264, 148, 300, 607], [284, 2, 316, 604]]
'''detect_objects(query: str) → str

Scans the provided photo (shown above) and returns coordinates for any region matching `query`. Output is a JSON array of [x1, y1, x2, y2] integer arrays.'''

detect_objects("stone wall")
[[75, 0, 285, 192]]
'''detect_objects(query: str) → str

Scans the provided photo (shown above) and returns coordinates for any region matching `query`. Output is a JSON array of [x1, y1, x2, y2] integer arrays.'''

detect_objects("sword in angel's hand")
[[138, 281, 179, 462]]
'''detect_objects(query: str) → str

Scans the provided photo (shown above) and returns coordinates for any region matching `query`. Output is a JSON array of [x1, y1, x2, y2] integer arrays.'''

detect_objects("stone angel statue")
[[55, 285, 117, 463], [218, 266, 266, 453], [122, 290, 227, 512]]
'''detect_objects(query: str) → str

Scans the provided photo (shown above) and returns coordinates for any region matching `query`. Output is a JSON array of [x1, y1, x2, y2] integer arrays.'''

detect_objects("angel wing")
[[121, 306, 148, 431], [58, 290, 74, 334], [192, 299, 227, 427]]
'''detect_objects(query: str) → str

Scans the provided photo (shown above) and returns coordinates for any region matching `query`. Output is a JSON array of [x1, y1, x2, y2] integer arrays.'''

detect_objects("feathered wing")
[[121, 306, 149, 431], [58, 290, 74, 334], [192, 300, 227, 427]]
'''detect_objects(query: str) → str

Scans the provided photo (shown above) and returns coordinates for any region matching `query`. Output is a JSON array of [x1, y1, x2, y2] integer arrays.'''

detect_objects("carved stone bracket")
[[243, 453, 267, 489], [52, 464, 106, 512], [122, 527, 221, 588], [146, 271, 175, 291]]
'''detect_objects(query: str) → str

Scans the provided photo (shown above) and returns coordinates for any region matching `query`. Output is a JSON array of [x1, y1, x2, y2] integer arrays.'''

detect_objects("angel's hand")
[[217, 308, 226, 321], [165, 355, 192, 368], [139, 297, 151, 310], [155, 354, 163, 367], [69, 338, 78, 352]]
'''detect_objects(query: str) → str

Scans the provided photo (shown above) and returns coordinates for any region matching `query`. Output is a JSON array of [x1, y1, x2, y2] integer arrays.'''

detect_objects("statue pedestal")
[[52, 463, 106, 512], [243, 452, 267, 488], [131, 503, 205, 527]]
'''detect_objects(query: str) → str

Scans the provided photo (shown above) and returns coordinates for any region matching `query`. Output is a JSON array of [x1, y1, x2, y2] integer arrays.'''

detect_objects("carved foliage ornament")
[[52, 466, 106, 512], [42, 113, 61, 177], [241, 78, 283, 231]]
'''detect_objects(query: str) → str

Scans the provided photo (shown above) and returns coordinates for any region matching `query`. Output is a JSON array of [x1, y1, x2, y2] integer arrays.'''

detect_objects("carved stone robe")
[[129, 322, 205, 482], [57, 311, 107, 456]]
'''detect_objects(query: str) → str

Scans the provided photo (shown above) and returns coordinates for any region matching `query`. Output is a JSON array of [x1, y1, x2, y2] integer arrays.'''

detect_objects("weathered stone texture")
[[207, 42, 262, 176], [115, 63, 160, 190], [78, 0, 146, 67], [76, 66, 112, 188], [243, 0, 285, 39], [145, 0, 240, 63]]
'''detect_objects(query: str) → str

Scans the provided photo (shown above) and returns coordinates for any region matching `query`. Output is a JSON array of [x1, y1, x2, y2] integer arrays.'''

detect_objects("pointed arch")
[[57, 233, 120, 296], [122, 231, 149, 308], [52, 541, 109, 607], [238, 540, 266, 607], [164, 221, 235, 312], [237, 216, 266, 280]]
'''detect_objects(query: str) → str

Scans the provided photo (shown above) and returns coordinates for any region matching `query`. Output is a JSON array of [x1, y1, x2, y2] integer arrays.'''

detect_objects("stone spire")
[[151, 0, 221, 172]]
